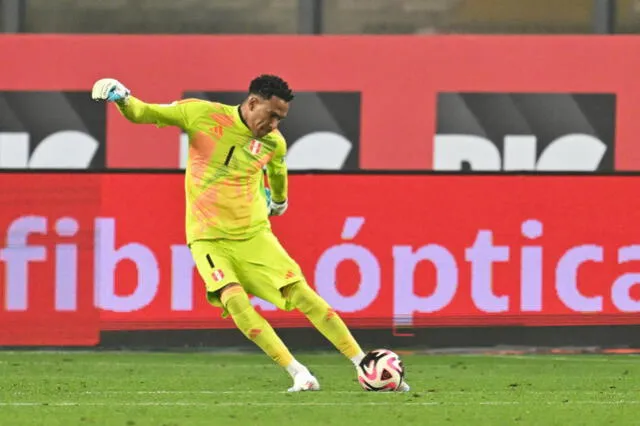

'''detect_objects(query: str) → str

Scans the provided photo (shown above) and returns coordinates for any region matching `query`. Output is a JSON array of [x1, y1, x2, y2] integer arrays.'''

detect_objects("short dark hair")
[[249, 74, 294, 102]]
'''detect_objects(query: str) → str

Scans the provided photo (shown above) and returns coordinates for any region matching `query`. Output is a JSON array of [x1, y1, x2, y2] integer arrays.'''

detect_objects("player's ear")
[[247, 95, 259, 111]]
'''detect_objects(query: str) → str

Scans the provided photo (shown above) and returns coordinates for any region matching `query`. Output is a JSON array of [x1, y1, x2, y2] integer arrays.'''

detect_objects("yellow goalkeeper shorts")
[[190, 229, 303, 314]]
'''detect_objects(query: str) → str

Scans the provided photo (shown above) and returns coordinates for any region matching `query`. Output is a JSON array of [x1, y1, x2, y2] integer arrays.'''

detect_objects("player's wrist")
[[268, 198, 288, 216]]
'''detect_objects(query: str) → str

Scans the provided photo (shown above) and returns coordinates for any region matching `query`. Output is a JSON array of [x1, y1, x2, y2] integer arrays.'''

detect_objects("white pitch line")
[[0, 401, 638, 407], [0, 362, 314, 368], [1, 357, 637, 367], [0, 361, 353, 369], [72, 390, 639, 396], [8, 390, 406, 396], [489, 355, 639, 363], [6, 390, 638, 397]]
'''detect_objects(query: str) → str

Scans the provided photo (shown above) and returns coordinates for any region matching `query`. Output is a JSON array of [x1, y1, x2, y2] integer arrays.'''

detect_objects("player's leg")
[[190, 240, 318, 392], [282, 279, 410, 391], [216, 283, 318, 391], [237, 231, 410, 391], [283, 281, 410, 392], [282, 280, 365, 364], [236, 232, 366, 360]]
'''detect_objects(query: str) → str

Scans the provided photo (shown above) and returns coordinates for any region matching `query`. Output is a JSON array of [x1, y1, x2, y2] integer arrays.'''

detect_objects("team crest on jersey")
[[247, 140, 263, 155], [211, 269, 225, 282]]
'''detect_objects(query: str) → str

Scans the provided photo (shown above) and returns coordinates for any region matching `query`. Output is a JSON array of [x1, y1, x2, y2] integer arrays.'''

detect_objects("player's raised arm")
[[91, 78, 198, 130], [266, 137, 289, 216]]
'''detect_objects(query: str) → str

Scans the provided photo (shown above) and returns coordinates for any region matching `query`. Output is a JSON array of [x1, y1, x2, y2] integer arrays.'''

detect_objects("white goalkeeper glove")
[[91, 78, 130, 103], [269, 199, 288, 216]]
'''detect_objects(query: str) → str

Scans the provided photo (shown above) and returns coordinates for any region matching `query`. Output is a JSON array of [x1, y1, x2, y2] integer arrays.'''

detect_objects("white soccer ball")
[[357, 349, 405, 391]]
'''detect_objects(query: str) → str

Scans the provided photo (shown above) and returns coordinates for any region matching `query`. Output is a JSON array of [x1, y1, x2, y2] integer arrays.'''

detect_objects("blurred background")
[[0, 0, 635, 35], [1, 0, 639, 354]]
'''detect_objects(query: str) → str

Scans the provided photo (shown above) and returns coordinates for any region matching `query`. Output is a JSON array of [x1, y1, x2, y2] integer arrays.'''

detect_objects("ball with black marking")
[[357, 349, 405, 391]]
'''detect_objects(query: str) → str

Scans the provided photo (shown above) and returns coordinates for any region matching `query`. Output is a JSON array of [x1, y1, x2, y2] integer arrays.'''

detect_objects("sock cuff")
[[220, 285, 245, 303], [285, 359, 308, 378], [221, 285, 250, 313], [350, 351, 366, 366]]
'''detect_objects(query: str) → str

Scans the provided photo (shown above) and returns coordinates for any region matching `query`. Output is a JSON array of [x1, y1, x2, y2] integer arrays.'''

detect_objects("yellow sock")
[[221, 286, 293, 368], [285, 281, 364, 361]]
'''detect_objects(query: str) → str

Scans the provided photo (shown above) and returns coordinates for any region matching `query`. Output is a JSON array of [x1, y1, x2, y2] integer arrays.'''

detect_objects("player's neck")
[[238, 104, 251, 131]]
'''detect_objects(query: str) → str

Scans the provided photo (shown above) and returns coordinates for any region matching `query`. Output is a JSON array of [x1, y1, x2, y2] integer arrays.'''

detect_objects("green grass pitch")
[[0, 351, 638, 425]]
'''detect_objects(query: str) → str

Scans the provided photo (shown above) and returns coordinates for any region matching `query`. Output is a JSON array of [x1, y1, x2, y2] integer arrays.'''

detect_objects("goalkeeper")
[[92, 75, 409, 392]]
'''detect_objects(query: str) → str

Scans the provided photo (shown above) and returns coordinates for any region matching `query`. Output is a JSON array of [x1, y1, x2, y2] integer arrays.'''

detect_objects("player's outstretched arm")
[[266, 138, 289, 216], [91, 78, 197, 130]]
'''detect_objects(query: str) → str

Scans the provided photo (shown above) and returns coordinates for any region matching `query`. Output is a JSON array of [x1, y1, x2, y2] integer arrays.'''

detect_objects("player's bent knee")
[[217, 284, 266, 342], [219, 282, 242, 294], [219, 283, 251, 313], [284, 281, 331, 316], [218, 283, 243, 304]]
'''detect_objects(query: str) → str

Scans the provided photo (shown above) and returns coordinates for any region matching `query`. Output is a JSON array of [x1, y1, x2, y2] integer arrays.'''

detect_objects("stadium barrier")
[[2, 172, 640, 346], [1, 35, 640, 171]]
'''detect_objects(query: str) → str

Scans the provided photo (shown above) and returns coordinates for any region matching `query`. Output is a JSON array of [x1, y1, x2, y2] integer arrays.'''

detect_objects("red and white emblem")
[[212, 269, 225, 282], [249, 140, 262, 155]]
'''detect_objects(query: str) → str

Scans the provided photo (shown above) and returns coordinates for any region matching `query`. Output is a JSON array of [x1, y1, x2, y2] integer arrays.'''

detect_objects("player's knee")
[[218, 284, 266, 341], [285, 281, 332, 317], [219, 283, 251, 315], [219, 282, 242, 298]]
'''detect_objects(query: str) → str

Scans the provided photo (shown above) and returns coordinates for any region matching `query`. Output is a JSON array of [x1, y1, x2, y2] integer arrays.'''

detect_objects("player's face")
[[247, 95, 289, 138]]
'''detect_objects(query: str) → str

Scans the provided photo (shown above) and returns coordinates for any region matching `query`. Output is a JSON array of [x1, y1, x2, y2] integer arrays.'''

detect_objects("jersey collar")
[[235, 104, 253, 136]]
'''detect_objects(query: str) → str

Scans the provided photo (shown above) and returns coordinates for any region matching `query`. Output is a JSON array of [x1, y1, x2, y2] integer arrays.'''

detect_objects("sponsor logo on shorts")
[[285, 270, 296, 280]]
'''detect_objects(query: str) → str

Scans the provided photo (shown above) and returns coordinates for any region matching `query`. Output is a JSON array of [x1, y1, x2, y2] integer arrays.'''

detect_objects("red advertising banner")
[[2, 36, 640, 170], [0, 175, 102, 345], [1, 172, 640, 343]]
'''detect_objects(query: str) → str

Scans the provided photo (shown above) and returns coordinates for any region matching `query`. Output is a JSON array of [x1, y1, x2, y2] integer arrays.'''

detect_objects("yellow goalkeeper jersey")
[[117, 97, 288, 243]]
